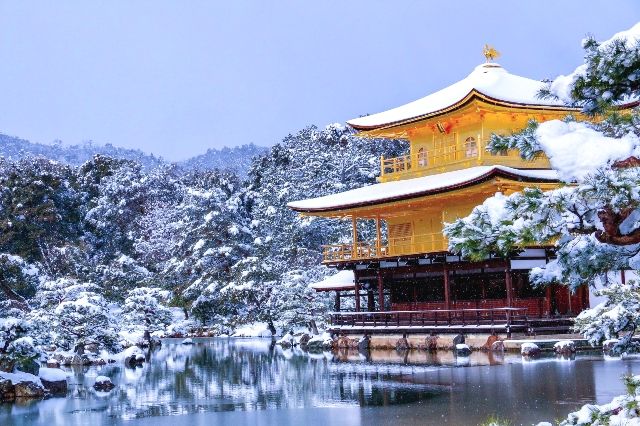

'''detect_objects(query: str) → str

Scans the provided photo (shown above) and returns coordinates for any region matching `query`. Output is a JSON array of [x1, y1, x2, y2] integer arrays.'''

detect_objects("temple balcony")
[[379, 137, 550, 183], [322, 232, 447, 263]]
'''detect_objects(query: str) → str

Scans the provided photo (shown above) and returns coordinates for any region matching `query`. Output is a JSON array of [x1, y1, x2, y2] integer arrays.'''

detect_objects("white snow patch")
[[38, 368, 68, 382]]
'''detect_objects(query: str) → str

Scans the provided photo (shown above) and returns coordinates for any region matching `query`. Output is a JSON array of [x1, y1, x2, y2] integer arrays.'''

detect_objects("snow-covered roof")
[[347, 63, 569, 130], [288, 165, 558, 212], [310, 270, 355, 292]]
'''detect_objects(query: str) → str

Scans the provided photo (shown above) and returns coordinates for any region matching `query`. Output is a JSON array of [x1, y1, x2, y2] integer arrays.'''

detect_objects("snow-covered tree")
[[122, 287, 172, 340], [51, 290, 120, 353], [444, 23, 640, 351]]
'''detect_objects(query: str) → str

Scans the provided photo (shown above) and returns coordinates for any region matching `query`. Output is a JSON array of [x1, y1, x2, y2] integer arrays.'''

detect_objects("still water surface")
[[1, 338, 638, 426]]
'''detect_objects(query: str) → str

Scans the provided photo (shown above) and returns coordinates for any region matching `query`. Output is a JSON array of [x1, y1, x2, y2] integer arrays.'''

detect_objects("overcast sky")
[[0, 1, 638, 160]]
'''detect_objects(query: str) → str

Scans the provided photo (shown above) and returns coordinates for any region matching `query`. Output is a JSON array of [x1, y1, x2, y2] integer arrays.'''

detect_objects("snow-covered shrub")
[[122, 287, 172, 339], [51, 292, 121, 353], [575, 281, 640, 354], [559, 374, 640, 425], [0, 317, 39, 372]]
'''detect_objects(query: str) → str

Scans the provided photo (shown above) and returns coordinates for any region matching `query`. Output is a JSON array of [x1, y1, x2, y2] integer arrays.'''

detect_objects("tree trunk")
[[267, 320, 276, 336], [0, 282, 30, 312], [308, 319, 319, 335]]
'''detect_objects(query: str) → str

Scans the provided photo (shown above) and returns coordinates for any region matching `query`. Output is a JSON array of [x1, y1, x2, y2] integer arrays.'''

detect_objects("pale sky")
[[0, 1, 638, 160]]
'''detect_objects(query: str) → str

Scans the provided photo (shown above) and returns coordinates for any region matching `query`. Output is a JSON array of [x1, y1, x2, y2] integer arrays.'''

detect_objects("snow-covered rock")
[[0, 371, 45, 400], [455, 343, 471, 356], [553, 340, 576, 355], [603, 338, 620, 354], [93, 376, 115, 391], [520, 342, 541, 356], [181, 338, 193, 345], [38, 368, 68, 395], [46, 358, 60, 368], [276, 333, 294, 348], [306, 333, 333, 351]]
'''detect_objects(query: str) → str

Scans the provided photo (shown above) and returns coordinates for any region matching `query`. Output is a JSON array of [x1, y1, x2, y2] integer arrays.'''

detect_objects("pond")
[[1, 338, 638, 426]]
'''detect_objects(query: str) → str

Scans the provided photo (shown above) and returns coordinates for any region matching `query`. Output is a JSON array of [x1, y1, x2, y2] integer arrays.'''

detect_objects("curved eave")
[[289, 168, 558, 214], [347, 89, 579, 133]]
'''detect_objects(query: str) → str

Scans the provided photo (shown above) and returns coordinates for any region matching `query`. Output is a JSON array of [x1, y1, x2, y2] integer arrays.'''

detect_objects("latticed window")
[[389, 222, 413, 252], [464, 137, 478, 158]]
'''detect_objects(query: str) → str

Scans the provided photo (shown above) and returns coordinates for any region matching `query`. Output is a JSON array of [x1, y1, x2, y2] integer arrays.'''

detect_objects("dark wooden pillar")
[[443, 266, 451, 310], [354, 276, 361, 312], [544, 286, 552, 317], [377, 270, 384, 312], [335, 291, 341, 312], [621, 269, 626, 284], [367, 290, 375, 312], [505, 263, 513, 307]]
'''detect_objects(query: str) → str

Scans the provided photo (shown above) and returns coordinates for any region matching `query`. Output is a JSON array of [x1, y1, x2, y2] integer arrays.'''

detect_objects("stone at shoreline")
[[298, 334, 311, 346], [0, 378, 15, 401], [357, 335, 370, 352], [276, 333, 294, 348], [46, 359, 60, 368], [14, 381, 45, 398], [491, 340, 505, 352], [425, 335, 438, 351], [41, 378, 67, 395], [521, 342, 541, 356], [395, 337, 410, 351], [452, 334, 465, 346]]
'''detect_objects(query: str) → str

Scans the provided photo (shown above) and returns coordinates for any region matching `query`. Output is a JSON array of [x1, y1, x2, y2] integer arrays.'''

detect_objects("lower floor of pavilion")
[[320, 257, 590, 335]]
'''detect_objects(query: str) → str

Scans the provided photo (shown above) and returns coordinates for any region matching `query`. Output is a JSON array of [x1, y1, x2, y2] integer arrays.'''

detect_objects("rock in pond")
[[553, 340, 576, 355], [39, 368, 68, 395], [0, 371, 45, 400], [521, 342, 541, 356], [455, 343, 471, 356], [93, 376, 115, 391], [181, 338, 194, 345]]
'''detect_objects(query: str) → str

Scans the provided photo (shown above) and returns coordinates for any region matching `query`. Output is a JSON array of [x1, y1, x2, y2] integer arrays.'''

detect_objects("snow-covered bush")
[[0, 317, 39, 372], [575, 281, 640, 354], [559, 374, 640, 425], [51, 292, 121, 353], [122, 287, 172, 339]]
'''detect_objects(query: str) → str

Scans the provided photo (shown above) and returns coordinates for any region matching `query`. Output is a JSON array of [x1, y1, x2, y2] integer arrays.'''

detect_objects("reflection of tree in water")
[[88, 339, 444, 419]]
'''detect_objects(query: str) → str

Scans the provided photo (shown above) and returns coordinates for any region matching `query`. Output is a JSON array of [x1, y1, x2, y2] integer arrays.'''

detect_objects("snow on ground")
[[0, 370, 42, 386], [231, 322, 276, 338]]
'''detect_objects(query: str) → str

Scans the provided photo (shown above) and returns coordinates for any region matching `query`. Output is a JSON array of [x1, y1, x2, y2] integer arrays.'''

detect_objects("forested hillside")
[[0, 123, 406, 367]]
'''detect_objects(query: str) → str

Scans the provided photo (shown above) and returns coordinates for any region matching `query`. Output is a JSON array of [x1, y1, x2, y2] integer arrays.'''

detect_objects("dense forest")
[[0, 123, 405, 368]]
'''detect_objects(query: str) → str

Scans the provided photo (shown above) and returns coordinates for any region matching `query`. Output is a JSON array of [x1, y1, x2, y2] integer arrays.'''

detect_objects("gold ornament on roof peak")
[[483, 45, 500, 62]]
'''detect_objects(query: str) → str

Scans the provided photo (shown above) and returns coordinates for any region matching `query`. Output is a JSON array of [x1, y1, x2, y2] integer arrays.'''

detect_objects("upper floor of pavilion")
[[346, 61, 579, 183]]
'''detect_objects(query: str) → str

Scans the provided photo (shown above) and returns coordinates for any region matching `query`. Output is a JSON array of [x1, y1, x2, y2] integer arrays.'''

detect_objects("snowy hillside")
[[179, 144, 268, 177]]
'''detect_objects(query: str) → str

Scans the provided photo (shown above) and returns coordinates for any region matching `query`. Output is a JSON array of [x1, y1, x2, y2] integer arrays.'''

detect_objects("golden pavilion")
[[288, 54, 590, 335]]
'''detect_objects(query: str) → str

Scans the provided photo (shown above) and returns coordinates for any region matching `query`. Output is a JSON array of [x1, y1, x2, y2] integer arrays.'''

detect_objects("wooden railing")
[[322, 232, 447, 263], [329, 307, 528, 329], [379, 138, 550, 181]]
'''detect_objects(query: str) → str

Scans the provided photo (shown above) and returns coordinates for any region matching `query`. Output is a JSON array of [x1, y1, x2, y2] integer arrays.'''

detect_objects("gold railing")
[[322, 232, 447, 263], [379, 138, 550, 181]]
